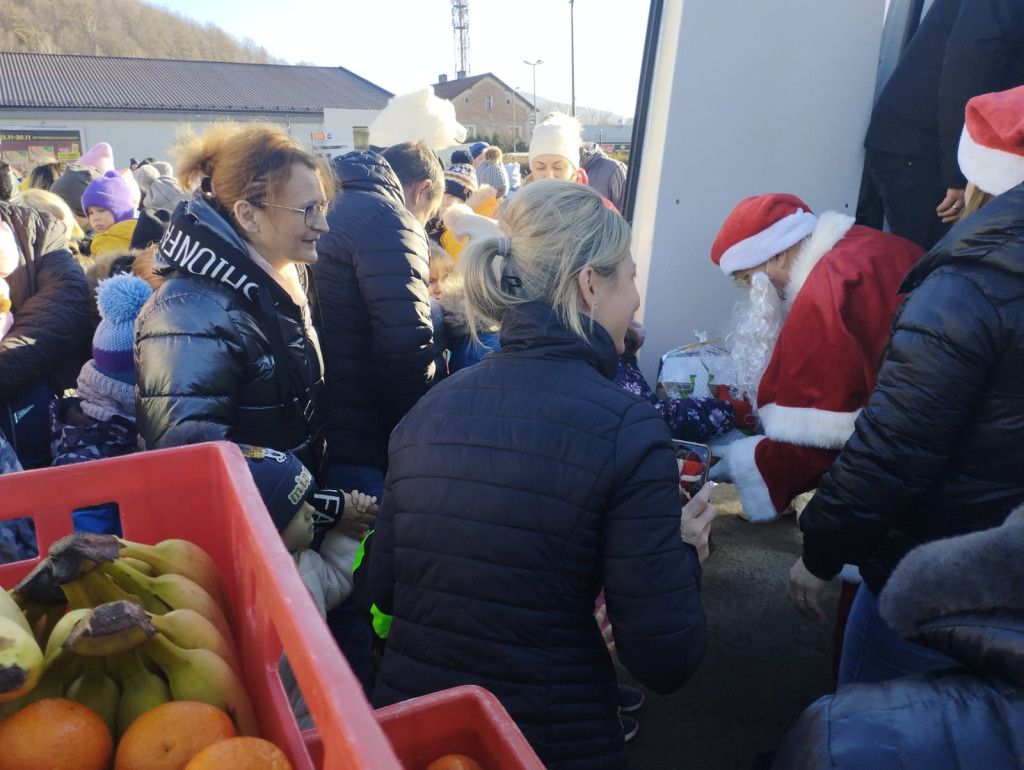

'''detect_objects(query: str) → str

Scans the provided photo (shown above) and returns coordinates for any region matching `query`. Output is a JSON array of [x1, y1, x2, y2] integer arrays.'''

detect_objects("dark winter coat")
[[774, 505, 1024, 769], [864, 0, 1024, 188], [312, 152, 435, 471], [579, 143, 628, 213], [0, 201, 91, 402], [800, 182, 1024, 593], [134, 197, 329, 482], [370, 301, 707, 770]]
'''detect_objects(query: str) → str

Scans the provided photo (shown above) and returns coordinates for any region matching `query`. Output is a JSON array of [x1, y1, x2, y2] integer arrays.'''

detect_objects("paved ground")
[[621, 484, 841, 770]]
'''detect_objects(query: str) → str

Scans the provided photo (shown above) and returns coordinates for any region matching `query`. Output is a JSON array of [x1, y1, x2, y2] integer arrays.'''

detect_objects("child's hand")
[[680, 482, 716, 564], [333, 490, 378, 540]]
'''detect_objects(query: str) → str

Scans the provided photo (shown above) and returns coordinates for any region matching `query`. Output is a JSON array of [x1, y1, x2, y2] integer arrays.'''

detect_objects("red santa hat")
[[711, 193, 817, 276], [957, 85, 1024, 197]]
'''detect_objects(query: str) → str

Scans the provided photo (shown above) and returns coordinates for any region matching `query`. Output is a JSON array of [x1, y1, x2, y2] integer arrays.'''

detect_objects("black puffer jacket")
[[800, 182, 1024, 593], [134, 197, 329, 481], [313, 152, 434, 471], [370, 302, 707, 770], [0, 202, 91, 401], [775, 505, 1024, 769]]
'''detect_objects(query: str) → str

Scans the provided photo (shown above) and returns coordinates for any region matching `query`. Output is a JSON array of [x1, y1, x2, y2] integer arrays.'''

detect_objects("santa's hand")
[[680, 483, 716, 563]]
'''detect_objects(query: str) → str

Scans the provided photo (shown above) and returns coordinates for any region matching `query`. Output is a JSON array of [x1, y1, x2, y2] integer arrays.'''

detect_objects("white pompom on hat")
[[957, 85, 1024, 196], [711, 193, 818, 276], [528, 112, 582, 169]]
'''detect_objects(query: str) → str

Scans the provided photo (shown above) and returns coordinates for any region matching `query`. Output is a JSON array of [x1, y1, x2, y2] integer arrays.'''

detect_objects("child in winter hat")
[[82, 170, 138, 256], [443, 163, 478, 203], [76, 142, 115, 174], [476, 146, 509, 197], [0, 221, 19, 340], [82, 170, 136, 233]]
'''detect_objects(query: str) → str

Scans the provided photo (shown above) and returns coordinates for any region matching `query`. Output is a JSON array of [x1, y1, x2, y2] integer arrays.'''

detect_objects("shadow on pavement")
[[622, 483, 840, 770]]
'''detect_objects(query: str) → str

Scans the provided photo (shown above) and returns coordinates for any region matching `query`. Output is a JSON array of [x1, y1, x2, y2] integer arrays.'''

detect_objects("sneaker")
[[620, 714, 639, 743], [617, 683, 645, 713]]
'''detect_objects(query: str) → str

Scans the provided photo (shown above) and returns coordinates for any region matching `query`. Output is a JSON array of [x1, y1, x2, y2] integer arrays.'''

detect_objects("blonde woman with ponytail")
[[369, 180, 711, 769]]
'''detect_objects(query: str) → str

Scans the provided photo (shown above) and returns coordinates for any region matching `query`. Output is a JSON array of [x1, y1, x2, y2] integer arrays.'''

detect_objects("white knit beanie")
[[529, 112, 582, 169]]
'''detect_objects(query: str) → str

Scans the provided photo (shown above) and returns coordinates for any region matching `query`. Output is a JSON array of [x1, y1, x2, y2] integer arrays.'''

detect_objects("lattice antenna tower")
[[452, 0, 470, 77]]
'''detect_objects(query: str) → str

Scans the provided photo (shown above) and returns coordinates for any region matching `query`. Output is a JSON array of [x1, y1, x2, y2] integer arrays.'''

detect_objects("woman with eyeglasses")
[[135, 122, 335, 483]]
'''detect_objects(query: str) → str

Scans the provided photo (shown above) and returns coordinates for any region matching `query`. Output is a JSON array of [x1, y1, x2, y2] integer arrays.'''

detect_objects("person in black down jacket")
[[135, 123, 335, 485], [788, 86, 1024, 686], [0, 201, 91, 468], [313, 142, 441, 500], [774, 504, 1024, 769], [369, 180, 711, 770]]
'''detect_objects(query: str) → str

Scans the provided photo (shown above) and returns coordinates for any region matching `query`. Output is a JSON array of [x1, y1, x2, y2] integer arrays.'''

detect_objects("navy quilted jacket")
[[369, 301, 707, 770]]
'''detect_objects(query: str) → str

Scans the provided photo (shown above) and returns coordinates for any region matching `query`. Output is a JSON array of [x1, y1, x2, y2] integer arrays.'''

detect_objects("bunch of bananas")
[[0, 533, 257, 739]]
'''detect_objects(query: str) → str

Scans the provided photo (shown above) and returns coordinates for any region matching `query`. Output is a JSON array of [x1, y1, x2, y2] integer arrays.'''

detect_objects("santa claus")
[[709, 193, 924, 523]]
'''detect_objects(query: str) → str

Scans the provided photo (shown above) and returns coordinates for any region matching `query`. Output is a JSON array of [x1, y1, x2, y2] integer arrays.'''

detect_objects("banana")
[[141, 632, 259, 736], [148, 609, 241, 675], [66, 657, 120, 738], [115, 537, 231, 617], [62, 601, 156, 657], [120, 556, 156, 577], [0, 586, 34, 637], [98, 559, 235, 649], [43, 608, 91, 658], [114, 649, 171, 738], [0, 616, 44, 703], [59, 570, 138, 610], [48, 532, 122, 583]]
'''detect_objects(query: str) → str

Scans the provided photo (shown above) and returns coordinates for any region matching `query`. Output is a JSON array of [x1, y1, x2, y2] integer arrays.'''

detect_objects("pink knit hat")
[[711, 193, 817, 275], [957, 85, 1024, 196], [76, 142, 115, 174]]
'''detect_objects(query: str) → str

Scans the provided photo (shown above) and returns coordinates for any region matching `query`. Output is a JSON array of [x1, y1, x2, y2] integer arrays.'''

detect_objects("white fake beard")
[[726, 271, 785, 411]]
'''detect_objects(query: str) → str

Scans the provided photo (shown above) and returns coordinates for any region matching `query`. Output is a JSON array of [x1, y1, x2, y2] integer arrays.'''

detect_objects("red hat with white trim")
[[711, 193, 817, 276], [957, 85, 1024, 197]]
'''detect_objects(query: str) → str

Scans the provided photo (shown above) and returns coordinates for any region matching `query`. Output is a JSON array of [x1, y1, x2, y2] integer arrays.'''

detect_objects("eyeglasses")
[[731, 255, 777, 289], [253, 201, 329, 227]]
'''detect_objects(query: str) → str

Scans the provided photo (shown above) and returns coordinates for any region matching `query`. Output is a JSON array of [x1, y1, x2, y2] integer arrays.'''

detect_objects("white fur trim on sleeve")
[[758, 403, 860, 449], [718, 211, 818, 275], [724, 435, 780, 522]]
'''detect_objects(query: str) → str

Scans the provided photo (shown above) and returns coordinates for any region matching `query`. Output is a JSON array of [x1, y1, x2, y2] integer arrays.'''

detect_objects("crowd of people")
[[0, 18, 1023, 765]]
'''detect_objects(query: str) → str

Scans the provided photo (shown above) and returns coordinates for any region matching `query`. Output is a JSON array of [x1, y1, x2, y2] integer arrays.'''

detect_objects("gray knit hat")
[[51, 164, 101, 217]]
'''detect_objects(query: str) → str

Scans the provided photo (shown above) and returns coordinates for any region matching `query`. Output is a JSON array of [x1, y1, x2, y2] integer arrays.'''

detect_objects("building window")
[[485, 95, 493, 111], [353, 126, 369, 151], [464, 124, 477, 139]]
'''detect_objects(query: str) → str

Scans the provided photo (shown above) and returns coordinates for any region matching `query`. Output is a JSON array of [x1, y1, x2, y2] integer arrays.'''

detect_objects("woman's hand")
[[334, 490, 378, 540], [680, 482, 716, 563], [786, 557, 829, 621]]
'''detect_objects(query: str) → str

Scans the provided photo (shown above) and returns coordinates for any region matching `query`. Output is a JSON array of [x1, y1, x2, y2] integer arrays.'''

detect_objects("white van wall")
[[631, 0, 890, 386]]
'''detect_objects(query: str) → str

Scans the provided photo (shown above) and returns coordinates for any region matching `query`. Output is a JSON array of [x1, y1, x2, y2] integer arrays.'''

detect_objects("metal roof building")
[[0, 52, 392, 169]]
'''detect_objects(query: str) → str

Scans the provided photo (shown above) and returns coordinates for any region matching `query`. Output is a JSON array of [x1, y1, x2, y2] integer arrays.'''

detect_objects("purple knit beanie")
[[81, 170, 137, 224]]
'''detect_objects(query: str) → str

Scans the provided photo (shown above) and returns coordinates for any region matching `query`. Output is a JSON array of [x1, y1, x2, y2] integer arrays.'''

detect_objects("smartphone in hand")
[[672, 440, 712, 499]]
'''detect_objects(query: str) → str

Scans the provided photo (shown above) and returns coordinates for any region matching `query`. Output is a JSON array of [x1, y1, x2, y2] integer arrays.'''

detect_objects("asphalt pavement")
[[620, 483, 841, 770]]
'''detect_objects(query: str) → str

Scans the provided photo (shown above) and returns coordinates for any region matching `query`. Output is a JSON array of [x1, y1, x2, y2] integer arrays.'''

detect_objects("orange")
[[0, 697, 113, 770], [426, 754, 485, 770], [115, 700, 236, 770], [185, 736, 293, 769]]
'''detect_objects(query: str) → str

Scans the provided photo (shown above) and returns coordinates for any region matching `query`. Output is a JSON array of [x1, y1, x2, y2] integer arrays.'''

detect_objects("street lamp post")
[[569, 0, 576, 118], [523, 59, 543, 137], [511, 87, 520, 151]]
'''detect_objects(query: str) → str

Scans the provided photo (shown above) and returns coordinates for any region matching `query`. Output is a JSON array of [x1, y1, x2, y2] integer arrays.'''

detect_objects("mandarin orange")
[[0, 697, 113, 770], [185, 736, 293, 769], [114, 700, 236, 770]]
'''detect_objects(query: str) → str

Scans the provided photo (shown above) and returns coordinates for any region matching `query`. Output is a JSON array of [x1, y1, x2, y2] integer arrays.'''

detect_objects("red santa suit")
[[721, 211, 924, 522]]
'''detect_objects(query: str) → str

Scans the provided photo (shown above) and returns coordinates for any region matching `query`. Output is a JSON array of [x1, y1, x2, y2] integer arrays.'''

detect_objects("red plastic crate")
[[376, 686, 546, 770], [0, 442, 402, 769]]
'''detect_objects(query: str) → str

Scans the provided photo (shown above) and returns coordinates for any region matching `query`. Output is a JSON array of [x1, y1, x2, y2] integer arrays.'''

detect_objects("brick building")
[[432, 73, 534, 149]]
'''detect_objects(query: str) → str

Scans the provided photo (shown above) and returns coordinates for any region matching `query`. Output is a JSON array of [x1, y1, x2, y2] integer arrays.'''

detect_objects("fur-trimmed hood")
[[880, 504, 1024, 684], [783, 211, 855, 307]]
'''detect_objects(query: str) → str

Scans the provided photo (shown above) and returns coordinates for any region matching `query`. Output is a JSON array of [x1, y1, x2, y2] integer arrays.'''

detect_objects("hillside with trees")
[[0, 0, 280, 63]]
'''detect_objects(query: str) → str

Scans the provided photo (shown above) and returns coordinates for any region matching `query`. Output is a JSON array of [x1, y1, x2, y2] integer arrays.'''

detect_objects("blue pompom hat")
[[81, 170, 137, 225], [92, 272, 152, 383]]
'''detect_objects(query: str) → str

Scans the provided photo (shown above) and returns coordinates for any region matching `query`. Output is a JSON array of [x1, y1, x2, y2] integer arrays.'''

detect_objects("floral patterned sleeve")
[[614, 356, 735, 442]]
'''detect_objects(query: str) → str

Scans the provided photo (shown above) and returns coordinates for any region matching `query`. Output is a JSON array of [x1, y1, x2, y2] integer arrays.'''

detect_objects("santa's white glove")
[[708, 447, 732, 483]]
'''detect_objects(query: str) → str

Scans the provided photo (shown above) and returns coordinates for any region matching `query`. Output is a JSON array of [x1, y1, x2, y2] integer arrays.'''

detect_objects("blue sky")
[[151, 0, 650, 118]]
